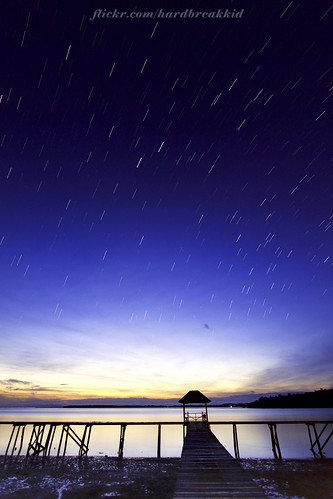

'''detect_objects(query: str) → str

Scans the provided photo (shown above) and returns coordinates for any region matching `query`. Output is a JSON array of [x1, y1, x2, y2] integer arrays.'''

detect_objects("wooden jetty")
[[173, 421, 266, 498]]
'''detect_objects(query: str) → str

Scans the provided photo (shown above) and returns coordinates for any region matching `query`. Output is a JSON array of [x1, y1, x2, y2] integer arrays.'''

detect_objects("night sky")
[[1, 1, 332, 405]]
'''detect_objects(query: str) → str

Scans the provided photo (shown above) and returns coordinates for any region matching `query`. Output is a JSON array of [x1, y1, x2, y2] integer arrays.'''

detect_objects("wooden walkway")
[[173, 422, 267, 498]]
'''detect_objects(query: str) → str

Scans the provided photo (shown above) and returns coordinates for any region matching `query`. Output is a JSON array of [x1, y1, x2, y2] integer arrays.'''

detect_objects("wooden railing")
[[184, 412, 208, 422], [0, 420, 332, 461], [209, 420, 333, 459]]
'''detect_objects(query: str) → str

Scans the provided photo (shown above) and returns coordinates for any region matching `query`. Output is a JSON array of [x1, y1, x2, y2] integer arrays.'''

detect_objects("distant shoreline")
[[63, 403, 246, 409], [247, 388, 333, 409]]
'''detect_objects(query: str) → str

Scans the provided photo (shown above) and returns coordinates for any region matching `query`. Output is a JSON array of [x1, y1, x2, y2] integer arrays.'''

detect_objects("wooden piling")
[[43, 424, 57, 457], [4, 424, 26, 460], [268, 423, 282, 459], [157, 424, 161, 458], [118, 424, 126, 458], [233, 422, 240, 459]]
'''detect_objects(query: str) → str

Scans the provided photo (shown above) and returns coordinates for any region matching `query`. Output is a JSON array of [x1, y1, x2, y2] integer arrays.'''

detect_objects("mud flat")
[[0, 456, 179, 498], [241, 458, 333, 499], [0, 456, 332, 498]]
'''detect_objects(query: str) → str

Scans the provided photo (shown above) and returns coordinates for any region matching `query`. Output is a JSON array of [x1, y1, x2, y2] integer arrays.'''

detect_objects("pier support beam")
[[233, 423, 240, 459], [43, 424, 57, 456], [57, 424, 92, 457], [307, 423, 333, 459], [268, 423, 282, 459], [157, 424, 161, 458], [26, 424, 47, 457], [79, 424, 92, 457], [4, 424, 26, 460], [118, 424, 126, 458]]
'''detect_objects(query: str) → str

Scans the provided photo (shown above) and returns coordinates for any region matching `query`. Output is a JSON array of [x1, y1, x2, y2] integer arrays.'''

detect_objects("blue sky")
[[0, 0, 332, 405]]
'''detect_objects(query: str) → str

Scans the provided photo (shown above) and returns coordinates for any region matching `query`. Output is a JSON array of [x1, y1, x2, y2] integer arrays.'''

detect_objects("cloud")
[[30, 386, 64, 393], [0, 378, 68, 399], [0, 378, 32, 386], [246, 340, 333, 392]]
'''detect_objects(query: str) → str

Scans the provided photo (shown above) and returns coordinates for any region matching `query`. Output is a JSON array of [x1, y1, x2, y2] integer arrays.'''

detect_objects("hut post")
[[178, 390, 211, 426]]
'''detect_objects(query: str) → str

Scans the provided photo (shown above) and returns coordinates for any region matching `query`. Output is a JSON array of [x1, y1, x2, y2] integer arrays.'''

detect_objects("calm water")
[[0, 407, 332, 458]]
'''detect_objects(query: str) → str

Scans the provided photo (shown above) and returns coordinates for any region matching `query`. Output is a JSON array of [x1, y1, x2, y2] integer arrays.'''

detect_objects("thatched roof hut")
[[178, 390, 211, 423], [178, 390, 211, 405]]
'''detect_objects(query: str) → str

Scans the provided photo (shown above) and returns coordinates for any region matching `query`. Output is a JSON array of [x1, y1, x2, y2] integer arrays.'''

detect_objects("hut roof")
[[178, 390, 211, 404]]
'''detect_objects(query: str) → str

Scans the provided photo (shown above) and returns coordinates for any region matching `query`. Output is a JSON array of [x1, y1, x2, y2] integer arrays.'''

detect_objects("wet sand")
[[241, 458, 333, 499], [0, 456, 332, 498], [0, 456, 179, 498]]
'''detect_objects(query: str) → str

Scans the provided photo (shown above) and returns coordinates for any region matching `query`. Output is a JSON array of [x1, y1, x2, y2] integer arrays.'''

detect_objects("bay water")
[[0, 407, 332, 459]]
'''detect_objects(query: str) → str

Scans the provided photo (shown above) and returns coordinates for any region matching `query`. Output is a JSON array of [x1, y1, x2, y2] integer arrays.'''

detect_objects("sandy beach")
[[1, 456, 332, 498]]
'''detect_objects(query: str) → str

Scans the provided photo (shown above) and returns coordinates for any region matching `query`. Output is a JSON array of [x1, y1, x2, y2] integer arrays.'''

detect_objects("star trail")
[[0, 1, 332, 405]]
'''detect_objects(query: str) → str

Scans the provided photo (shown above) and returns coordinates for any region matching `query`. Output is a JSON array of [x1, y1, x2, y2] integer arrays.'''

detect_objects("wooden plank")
[[173, 422, 267, 498]]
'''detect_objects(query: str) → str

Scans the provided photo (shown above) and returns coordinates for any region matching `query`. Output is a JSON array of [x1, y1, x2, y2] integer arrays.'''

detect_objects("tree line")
[[247, 388, 333, 408]]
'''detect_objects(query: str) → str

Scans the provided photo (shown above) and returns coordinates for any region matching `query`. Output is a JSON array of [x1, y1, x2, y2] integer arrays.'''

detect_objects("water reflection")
[[0, 407, 332, 458], [211, 423, 316, 459]]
